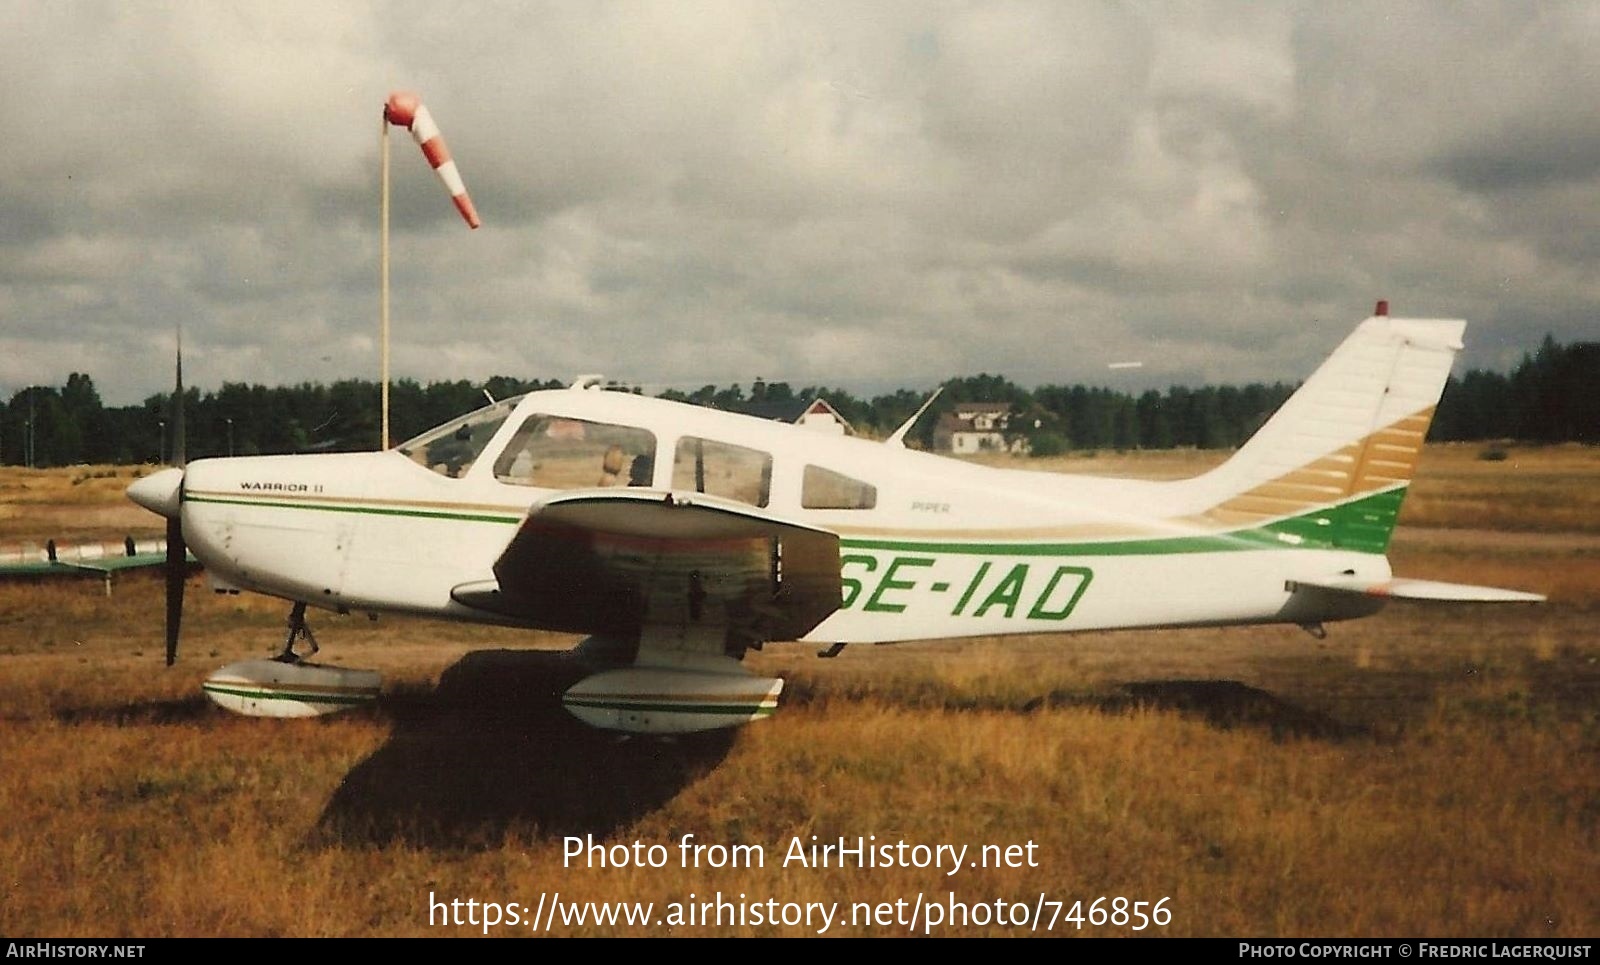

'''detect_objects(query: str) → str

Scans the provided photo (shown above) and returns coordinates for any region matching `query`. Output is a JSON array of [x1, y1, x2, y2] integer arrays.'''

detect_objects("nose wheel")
[[274, 601, 321, 664]]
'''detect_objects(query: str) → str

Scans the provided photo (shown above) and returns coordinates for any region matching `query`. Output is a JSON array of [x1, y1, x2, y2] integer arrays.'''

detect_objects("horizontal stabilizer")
[[1286, 576, 1544, 603]]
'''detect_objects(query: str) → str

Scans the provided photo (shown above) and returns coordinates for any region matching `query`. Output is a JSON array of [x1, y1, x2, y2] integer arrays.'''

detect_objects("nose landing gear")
[[274, 601, 321, 663]]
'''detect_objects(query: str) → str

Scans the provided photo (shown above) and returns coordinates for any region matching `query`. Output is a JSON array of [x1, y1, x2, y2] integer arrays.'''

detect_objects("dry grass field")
[[0, 466, 164, 544], [0, 446, 1595, 937]]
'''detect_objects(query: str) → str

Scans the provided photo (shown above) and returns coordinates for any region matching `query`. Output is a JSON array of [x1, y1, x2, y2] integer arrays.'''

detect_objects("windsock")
[[384, 91, 481, 229]]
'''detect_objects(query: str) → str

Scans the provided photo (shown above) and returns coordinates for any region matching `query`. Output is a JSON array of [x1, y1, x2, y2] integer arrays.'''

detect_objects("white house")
[[934, 402, 1027, 453]]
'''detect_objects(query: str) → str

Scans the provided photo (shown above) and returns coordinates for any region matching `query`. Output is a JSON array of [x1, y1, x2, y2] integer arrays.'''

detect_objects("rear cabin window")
[[672, 437, 771, 507], [801, 465, 877, 509], [493, 415, 656, 489]]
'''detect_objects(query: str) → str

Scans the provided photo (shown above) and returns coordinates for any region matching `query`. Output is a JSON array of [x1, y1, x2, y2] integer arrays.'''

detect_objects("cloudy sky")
[[3, 2, 1597, 405]]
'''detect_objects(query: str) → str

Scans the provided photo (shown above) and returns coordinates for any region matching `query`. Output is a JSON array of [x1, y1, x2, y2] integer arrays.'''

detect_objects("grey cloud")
[[0, 3, 1593, 407]]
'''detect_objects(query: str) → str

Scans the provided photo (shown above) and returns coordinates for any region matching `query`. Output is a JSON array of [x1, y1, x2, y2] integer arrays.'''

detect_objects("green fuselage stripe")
[[841, 531, 1274, 556], [184, 486, 1406, 558], [841, 488, 1407, 556], [186, 494, 522, 525]]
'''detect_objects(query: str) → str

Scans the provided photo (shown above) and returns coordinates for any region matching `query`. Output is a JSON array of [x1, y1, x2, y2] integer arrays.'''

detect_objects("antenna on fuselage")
[[885, 386, 944, 448]]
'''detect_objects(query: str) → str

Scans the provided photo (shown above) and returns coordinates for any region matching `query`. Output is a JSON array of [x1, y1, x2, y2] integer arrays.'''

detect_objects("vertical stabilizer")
[[1186, 309, 1464, 553]]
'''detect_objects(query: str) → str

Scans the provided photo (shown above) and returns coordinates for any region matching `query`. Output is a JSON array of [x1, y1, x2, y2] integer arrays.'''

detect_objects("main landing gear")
[[274, 601, 321, 663]]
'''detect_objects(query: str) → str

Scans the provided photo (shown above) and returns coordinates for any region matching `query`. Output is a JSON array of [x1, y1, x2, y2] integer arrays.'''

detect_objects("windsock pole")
[[379, 90, 480, 449]]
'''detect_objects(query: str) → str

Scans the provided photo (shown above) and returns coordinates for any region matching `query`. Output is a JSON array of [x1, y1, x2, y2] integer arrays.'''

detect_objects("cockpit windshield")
[[396, 395, 525, 478]]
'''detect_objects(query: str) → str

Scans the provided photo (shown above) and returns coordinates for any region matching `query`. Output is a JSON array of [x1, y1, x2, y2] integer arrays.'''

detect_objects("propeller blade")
[[165, 515, 184, 666], [171, 329, 186, 469], [165, 330, 187, 665]]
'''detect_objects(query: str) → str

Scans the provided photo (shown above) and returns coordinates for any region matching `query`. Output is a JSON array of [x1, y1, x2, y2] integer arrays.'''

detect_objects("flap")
[[454, 489, 841, 642]]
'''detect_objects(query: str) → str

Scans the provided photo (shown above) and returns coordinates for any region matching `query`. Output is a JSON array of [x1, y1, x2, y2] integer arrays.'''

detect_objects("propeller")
[[164, 334, 187, 666]]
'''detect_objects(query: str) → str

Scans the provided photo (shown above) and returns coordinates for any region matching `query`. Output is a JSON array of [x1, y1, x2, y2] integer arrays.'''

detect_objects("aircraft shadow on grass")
[[314, 646, 735, 849], [81, 673, 1358, 747], [49, 696, 215, 726], [777, 675, 1367, 744], [43, 664, 1359, 851], [1050, 679, 1366, 742]]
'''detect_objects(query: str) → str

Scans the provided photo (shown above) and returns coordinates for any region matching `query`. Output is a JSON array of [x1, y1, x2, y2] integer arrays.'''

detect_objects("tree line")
[[1427, 336, 1598, 444], [0, 376, 560, 467], [2, 335, 1592, 467]]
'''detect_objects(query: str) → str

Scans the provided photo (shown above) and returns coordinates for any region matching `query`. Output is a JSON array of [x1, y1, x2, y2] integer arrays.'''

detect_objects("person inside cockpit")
[[628, 454, 651, 487], [598, 444, 626, 486]]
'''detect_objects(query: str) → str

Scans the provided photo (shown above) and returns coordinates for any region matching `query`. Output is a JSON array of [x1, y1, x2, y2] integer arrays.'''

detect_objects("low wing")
[[452, 489, 841, 643], [1287, 575, 1545, 603]]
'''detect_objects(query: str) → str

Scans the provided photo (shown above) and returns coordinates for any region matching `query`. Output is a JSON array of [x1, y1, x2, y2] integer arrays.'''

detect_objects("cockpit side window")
[[493, 415, 657, 489], [672, 437, 772, 507], [396, 398, 519, 478], [801, 465, 877, 509]]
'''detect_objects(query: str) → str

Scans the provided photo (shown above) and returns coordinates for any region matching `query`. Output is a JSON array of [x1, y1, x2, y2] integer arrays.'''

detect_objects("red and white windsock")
[[384, 91, 481, 229]]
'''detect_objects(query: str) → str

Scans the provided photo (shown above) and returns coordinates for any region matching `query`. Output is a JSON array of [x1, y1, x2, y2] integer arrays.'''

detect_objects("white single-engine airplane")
[[128, 304, 1542, 732]]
